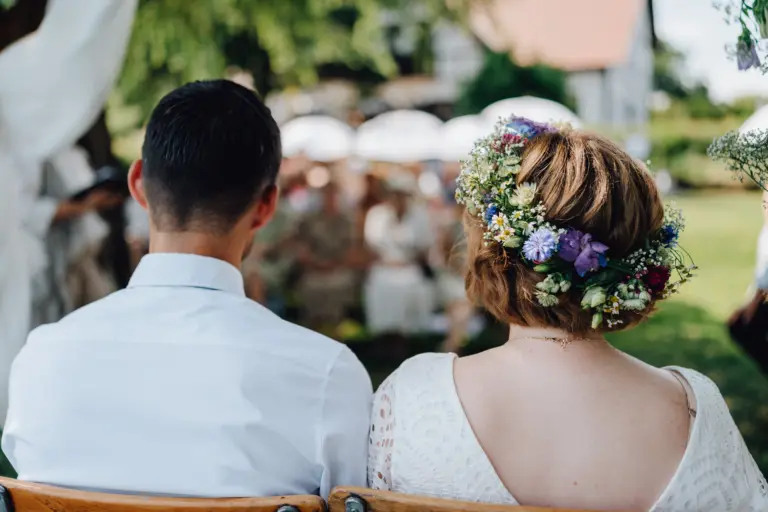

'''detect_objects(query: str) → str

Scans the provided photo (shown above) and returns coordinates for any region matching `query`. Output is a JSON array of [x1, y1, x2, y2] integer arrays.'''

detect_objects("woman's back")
[[454, 340, 690, 511], [369, 351, 767, 511]]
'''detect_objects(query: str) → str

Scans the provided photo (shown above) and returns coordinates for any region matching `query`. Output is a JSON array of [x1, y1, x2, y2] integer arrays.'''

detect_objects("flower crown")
[[455, 116, 696, 330]]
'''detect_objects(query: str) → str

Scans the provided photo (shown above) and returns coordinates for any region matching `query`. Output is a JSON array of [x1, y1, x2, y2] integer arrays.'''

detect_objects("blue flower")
[[660, 225, 679, 246], [522, 228, 558, 263], [485, 205, 499, 226]]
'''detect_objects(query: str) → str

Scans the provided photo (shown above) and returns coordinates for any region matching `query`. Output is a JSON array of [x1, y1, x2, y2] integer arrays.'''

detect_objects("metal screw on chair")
[[276, 506, 299, 512], [345, 495, 366, 512]]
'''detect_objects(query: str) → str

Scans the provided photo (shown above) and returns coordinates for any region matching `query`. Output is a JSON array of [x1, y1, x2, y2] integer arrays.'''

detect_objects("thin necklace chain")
[[507, 335, 582, 349]]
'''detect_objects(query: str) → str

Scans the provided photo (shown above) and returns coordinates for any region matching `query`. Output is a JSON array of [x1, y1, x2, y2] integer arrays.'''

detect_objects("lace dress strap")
[[652, 367, 768, 511], [368, 373, 395, 490], [667, 368, 697, 422]]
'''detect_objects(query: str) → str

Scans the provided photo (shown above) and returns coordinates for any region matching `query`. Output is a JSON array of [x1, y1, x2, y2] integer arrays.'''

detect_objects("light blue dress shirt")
[[2, 253, 372, 498]]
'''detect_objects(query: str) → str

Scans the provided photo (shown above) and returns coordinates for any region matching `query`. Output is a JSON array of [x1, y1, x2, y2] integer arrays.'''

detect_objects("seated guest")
[[294, 183, 359, 331], [3, 80, 372, 498], [368, 118, 768, 511]]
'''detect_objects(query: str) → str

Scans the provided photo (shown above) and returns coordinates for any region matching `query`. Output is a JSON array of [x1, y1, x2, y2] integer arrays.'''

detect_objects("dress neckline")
[[441, 353, 702, 512]]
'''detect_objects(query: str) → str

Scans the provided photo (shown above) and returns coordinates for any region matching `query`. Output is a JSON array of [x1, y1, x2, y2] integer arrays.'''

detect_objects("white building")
[[468, 0, 656, 128]]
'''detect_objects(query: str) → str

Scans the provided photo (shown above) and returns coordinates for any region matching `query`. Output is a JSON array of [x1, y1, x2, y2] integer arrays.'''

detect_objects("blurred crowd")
[[121, 155, 479, 353]]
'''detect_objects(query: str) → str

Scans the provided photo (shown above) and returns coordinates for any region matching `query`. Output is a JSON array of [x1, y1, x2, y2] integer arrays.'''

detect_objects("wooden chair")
[[328, 487, 610, 512], [0, 477, 325, 512]]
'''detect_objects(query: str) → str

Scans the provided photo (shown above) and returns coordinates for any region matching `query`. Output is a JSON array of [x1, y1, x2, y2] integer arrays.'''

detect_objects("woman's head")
[[461, 124, 686, 335]]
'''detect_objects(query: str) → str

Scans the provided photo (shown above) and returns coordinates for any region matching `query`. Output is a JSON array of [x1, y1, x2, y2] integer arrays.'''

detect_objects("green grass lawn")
[[670, 191, 764, 317]]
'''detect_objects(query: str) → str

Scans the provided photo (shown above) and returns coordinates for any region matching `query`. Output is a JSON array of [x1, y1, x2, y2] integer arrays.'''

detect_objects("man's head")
[[128, 80, 281, 261]]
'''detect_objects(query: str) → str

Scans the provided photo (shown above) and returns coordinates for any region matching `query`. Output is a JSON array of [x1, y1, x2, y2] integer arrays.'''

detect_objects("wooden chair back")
[[0, 477, 325, 512], [328, 487, 609, 512]]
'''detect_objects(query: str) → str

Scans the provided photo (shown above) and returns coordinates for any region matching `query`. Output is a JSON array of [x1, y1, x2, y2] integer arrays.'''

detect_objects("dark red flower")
[[643, 266, 671, 295], [501, 133, 523, 148]]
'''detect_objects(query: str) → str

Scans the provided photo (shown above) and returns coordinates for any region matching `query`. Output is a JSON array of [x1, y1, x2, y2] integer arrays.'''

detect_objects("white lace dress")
[[367, 353, 768, 512]]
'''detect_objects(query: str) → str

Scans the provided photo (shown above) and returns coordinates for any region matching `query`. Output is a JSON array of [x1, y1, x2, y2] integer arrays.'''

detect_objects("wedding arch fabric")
[[355, 110, 444, 163], [0, 0, 137, 426], [481, 96, 582, 128], [281, 115, 356, 162]]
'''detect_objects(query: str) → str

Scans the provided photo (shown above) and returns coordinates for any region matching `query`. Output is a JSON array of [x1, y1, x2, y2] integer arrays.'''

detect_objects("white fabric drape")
[[0, 0, 137, 426]]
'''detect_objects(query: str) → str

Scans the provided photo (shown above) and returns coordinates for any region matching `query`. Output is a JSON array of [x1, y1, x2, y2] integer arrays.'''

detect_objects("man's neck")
[[149, 232, 246, 269]]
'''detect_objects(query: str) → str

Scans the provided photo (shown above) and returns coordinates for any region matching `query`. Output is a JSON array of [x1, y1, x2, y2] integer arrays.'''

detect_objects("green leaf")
[[591, 311, 604, 329], [607, 260, 634, 274], [585, 268, 626, 288], [503, 236, 523, 248], [534, 263, 551, 273]]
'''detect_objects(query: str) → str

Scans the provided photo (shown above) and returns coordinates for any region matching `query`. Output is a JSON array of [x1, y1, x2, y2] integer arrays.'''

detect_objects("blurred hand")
[[84, 190, 124, 212]]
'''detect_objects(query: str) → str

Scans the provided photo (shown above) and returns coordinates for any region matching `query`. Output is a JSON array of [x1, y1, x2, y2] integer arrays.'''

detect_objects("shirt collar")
[[128, 253, 245, 297]]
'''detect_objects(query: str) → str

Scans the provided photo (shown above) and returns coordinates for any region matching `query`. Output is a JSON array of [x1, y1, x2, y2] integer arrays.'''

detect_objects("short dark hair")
[[141, 79, 281, 232]]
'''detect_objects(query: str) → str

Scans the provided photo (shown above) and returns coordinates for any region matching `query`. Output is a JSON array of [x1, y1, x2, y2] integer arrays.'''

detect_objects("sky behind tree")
[[655, 0, 768, 101]]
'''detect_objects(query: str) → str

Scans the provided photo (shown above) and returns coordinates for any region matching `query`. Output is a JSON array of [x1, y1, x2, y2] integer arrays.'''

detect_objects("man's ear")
[[128, 159, 148, 210], [250, 185, 278, 230]]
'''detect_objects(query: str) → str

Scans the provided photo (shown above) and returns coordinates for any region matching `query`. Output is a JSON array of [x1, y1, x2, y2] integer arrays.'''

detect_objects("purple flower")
[[737, 37, 761, 71], [558, 228, 609, 277], [522, 228, 558, 263], [505, 116, 556, 139]]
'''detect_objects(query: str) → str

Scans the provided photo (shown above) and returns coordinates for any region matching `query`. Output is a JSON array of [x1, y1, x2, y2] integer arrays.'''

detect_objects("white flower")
[[536, 291, 559, 307], [522, 222, 537, 236], [622, 298, 648, 311], [511, 183, 537, 206], [491, 214, 508, 230], [494, 227, 515, 243]]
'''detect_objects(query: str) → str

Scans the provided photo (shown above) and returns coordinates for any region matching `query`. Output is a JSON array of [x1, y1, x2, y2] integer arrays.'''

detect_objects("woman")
[[368, 118, 767, 511], [364, 171, 434, 352]]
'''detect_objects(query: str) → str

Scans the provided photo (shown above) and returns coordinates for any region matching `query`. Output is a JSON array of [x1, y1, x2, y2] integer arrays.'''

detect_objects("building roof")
[[469, 0, 649, 71]]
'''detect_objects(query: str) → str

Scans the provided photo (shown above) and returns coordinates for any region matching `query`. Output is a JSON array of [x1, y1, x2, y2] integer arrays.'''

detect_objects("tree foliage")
[[453, 50, 571, 116], [118, 0, 466, 119], [653, 40, 690, 100]]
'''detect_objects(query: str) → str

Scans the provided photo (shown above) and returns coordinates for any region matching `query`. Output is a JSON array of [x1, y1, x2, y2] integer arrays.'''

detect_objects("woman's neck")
[[504, 325, 615, 356]]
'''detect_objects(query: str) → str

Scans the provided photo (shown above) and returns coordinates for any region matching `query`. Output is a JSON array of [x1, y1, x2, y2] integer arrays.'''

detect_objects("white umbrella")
[[355, 109, 443, 163], [439, 115, 494, 162], [740, 104, 768, 133], [280, 115, 355, 162], [481, 96, 582, 128]]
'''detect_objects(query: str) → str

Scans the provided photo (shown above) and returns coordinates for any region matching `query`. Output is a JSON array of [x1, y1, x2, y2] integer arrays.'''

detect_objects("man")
[[2, 80, 372, 498], [294, 182, 359, 331]]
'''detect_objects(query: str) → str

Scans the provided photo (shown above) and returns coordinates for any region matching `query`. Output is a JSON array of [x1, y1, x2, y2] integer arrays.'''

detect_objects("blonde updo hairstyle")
[[464, 130, 664, 334]]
